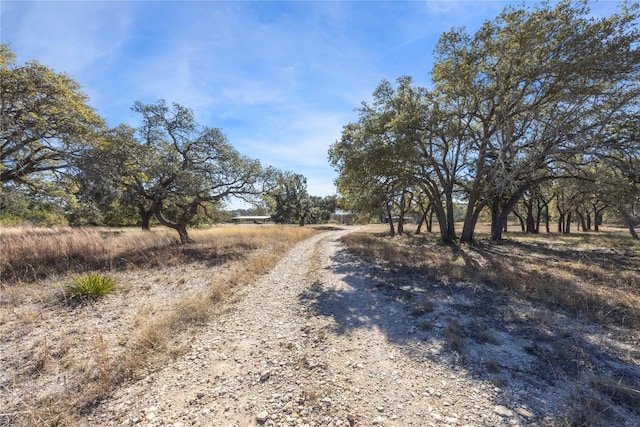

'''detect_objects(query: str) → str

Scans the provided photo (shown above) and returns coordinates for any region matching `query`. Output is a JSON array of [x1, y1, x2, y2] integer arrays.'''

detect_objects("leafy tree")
[[595, 117, 640, 239], [432, 2, 640, 241], [135, 100, 270, 242], [329, 78, 423, 236], [412, 84, 471, 242], [0, 44, 104, 188], [330, 77, 470, 241], [308, 195, 338, 224], [73, 124, 152, 227], [270, 172, 313, 226], [83, 100, 268, 243], [0, 184, 68, 226], [332, 2, 640, 243]]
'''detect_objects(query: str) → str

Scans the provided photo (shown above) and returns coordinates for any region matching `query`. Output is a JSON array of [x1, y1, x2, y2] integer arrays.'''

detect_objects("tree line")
[[329, 1, 640, 242], [0, 45, 335, 243]]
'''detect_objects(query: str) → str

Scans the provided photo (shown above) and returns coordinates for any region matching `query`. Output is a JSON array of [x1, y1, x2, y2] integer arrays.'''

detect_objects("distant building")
[[230, 216, 272, 224], [331, 210, 353, 224]]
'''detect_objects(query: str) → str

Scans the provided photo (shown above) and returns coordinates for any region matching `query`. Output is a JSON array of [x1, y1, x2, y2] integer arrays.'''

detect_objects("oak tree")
[[0, 44, 104, 188]]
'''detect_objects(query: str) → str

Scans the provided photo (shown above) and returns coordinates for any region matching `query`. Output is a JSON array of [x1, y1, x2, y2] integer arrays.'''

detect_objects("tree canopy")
[[330, 1, 640, 241], [0, 44, 104, 188], [0, 45, 337, 233], [81, 100, 271, 243]]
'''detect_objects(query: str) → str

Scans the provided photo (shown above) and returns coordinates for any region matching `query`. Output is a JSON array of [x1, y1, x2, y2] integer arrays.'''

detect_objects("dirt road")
[[82, 228, 547, 427]]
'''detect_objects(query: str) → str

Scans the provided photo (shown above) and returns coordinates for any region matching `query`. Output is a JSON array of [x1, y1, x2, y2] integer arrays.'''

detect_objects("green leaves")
[[270, 172, 312, 226], [1, 45, 104, 187], [65, 273, 117, 300], [332, 1, 640, 241]]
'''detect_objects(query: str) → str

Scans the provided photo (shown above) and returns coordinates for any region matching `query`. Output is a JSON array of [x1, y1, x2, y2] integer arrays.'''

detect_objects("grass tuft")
[[444, 319, 464, 352], [65, 273, 117, 300]]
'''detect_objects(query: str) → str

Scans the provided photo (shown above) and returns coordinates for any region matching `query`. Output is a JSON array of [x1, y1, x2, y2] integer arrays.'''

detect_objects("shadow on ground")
[[299, 246, 640, 426]]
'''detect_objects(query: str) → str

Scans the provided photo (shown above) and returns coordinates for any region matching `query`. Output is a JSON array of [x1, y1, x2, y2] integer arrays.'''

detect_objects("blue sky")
[[0, 1, 622, 208]]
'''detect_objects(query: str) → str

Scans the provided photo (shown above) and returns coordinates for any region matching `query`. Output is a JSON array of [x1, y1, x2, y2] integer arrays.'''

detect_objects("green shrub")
[[65, 273, 117, 300]]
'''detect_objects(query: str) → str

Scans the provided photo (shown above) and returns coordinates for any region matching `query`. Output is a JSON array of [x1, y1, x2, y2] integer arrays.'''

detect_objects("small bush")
[[444, 319, 464, 352], [65, 273, 117, 300]]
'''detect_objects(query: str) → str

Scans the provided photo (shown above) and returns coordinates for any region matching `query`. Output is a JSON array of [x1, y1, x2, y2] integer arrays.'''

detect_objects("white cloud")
[[4, 2, 133, 74], [4, 0, 554, 205]]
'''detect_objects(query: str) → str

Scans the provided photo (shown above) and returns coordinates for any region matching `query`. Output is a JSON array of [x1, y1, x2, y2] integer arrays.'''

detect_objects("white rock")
[[494, 405, 515, 417], [516, 408, 534, 418]]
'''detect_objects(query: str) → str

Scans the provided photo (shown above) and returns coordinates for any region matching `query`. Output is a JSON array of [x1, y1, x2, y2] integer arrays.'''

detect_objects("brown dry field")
[[0, 224, 320, 426], [349, 222, 640, 329]]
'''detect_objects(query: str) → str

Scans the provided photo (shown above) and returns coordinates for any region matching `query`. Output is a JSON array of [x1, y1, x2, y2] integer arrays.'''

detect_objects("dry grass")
[[409, 298, 435, 316], [443, 319, 464, 352], [0, 224, 315, 284], [554, 376, 640, 426], [342, 224, 640, 425], [342, 224, 640, 329], [0, 227, 177, 282], [0, 224, 319, 426]]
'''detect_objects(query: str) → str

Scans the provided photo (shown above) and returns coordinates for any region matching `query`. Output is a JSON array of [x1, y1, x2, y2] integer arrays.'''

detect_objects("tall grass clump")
[[65, 273, 117, 300], [0, 226, 179, 283]]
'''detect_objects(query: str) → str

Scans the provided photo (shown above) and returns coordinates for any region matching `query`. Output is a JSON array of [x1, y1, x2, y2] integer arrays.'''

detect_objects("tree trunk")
[[512, 210, 526, 232], [460, 190, 485, 244], [490, 200, 499, 237], [415, 200, 431, 235], [576, 210, 587, 232], [445, 192, 457, 242], [386, 203, 395, 236], [461, 135, 488, 244], [491, 192, 525, 241], [153, 203, 196, 244], [535, 199, 544, 234], [460, 211, 477, 243], [622, 212, 639, 240], [139, 206, 154, 231], [415, 214, 425, 234], [526, 201, 537, 233], [558, 213, 564, 233], [429, 194, 454, 244], [593, 205, 606, 232], [545, 204, 550, 233], [176, 224, 195, 244], [564, 211, 572, 234]]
